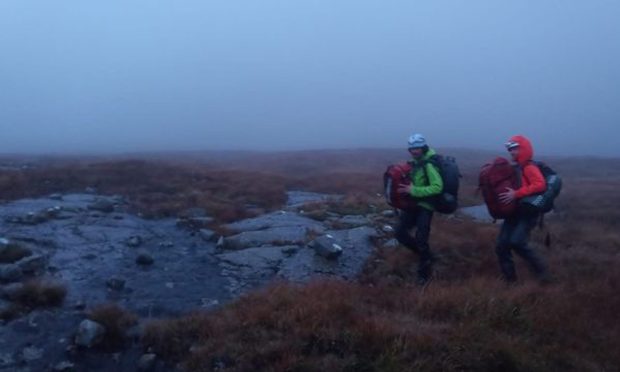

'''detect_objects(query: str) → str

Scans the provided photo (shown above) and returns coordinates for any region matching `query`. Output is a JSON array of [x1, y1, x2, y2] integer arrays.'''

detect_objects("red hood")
[[509, 135, 534, 166]]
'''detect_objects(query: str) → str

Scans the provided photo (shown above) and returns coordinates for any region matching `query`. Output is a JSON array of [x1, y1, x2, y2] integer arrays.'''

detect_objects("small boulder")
[[199, 229, 216, 242], [21, 346, 44, 362], [179, 207, 208, 218], [381, 210, 396, 218], [383, 239, 400, 248], [17, 254, 46, 274], [137, 353, 157, 371], [75, 319, 106, 348], [136, 252, 154, 266], [310, 235, 343, 259], [106, 278, 126, 291], [382, 225, 395, 233], [125, 236, 142, 248], [177, 216, 215, 230], [84, 187, 98, 194], [0, 264, 23, 283], [1, 282, 24, 300], [216, 236, 225, 250], [337, 215, 371, 228], [88, 199, 114, 213], [53, 361, 76, 371], [49, 193, 64, 201]]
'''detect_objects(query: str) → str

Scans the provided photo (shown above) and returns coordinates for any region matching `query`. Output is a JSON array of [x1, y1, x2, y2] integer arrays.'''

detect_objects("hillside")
[[1, 149, 619, 371]]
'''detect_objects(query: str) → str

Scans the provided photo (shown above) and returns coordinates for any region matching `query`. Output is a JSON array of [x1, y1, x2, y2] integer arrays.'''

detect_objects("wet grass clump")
[[0, 242, 32, 264], [11, 280, 67, 308], [87, 303, 138, 350]]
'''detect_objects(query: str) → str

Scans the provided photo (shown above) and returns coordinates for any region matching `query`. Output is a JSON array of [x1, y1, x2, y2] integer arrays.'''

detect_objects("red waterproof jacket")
[[510, 135, 547, 199]]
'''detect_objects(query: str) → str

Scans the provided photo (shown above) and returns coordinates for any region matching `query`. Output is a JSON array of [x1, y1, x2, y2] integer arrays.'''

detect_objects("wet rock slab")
[[0, 193, 230, 371], [0, 190, 375, 371]]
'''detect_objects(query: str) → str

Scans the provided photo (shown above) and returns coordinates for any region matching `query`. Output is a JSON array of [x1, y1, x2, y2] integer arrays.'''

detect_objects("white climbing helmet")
[[407, 133, 427, 149]]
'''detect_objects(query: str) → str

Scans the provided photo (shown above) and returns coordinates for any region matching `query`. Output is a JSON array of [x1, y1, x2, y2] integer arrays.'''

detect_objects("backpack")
[[479, 157, 520, 219], [425, 155, 460, 214], [519, 161, 562, 214], [383, 163, 417, 211]]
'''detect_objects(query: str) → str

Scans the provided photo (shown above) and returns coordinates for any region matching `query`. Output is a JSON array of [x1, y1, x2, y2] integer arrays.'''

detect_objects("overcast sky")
[[1, 1, 619, 156]]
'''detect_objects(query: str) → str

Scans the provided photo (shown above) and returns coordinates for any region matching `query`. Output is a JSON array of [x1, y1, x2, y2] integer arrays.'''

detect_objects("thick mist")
[[1, 1, 619, 156]]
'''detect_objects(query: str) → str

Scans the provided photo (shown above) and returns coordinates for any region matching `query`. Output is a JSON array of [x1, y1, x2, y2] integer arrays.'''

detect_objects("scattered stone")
[[75, 319, 106, 348], [125, 236, 143, 248], [0, 241, 33, 264], [177, 216, 215, 230], [0, 237, 9, 247], [281, 246, 299, 255], [9, 211, 50, 225], [224, 211, 326, 234], [137, 353, 157, 371], [310, 235, 343, 259], [49, 193, 64, 201], [165, 282, 175, 289], [383, 239, 400, 248], [84, 187, 98, 194], [106, 278, 126, 291], [88, 199, 114, 213], [136, 252, 154, 266], [0, 264, 23, 283], [74, 300, 86, 311], [43, 206, 63, 219], [1, 282, 24, 300], [53, 361, 76, 371], [16, 254, 46, 274], [21, 345, 44, 362], [381, 209, 396, 218], [111, 195, 126, 205], [201, 298, 220, 308], [286, 191, 342, 209], [0, 298, 11, 314], [158, 241, 174, 248], [179, 208, 208, 218], [337, 215, 370, 228], [65, 344, 78, 357], [0, 353, 14, 368], [199, 229, 216, 242], [216, 236, 225, 250], [223, 226, 308, 250]]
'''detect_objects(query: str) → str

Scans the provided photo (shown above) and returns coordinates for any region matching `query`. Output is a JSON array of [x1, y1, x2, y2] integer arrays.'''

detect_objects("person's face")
[[409, 147, 424, 159], [508, 147, 520, 161]]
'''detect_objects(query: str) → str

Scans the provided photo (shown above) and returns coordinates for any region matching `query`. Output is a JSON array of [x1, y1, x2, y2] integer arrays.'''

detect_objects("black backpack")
[[424, 155, 461, 214], [519, 161, 562, 214]]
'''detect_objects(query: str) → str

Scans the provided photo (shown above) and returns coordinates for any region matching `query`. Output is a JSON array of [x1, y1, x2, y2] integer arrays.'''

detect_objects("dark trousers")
[[395, 207, 435, 280], [496, 213, 548, 282]]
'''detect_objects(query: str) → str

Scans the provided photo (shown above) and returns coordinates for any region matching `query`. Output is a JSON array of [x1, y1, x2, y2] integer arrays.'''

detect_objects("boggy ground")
[[1, 149, 619, 371]]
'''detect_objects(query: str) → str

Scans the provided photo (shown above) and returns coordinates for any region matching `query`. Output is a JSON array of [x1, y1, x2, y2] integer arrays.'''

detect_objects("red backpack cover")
[[384, 163, 417, 211], [479, 157, 519, 219]]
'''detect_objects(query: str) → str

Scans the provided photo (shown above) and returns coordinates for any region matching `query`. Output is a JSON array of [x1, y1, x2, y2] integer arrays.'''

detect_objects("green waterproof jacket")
[[407, 148, 444, 211]]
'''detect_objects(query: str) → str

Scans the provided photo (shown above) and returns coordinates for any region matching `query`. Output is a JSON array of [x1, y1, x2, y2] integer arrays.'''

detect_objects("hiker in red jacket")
[[496, 135, 550, 283]]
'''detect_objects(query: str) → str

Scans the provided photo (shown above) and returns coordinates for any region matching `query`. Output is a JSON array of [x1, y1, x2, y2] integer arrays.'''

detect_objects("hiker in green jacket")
[[396, 134, 444, 285]]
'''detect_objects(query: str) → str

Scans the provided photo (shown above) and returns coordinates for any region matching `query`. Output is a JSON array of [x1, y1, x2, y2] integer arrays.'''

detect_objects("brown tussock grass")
[[0, 242, 32, 264], [87, 303, 139, 350], [2, 279, 67, 321]]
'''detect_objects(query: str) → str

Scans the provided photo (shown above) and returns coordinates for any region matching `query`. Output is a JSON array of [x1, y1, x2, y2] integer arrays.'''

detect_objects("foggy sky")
[[1, 1, 619, 156]]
